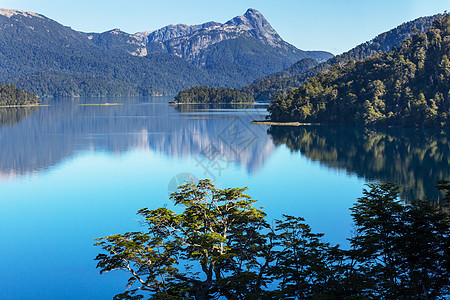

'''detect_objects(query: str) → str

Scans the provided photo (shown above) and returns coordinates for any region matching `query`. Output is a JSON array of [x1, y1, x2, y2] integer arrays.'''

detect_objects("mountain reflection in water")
[[0, 97, 447, 202], [0, 97, 273, 179]]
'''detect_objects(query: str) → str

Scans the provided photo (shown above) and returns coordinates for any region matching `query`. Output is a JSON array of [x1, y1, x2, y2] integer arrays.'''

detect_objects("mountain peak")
[[244, 8, 265, 19], [225, 8, 281, 47], [0, 8, 43, 19]]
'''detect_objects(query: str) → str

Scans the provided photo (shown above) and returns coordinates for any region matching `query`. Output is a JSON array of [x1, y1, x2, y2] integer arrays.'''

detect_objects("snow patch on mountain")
[[0, 8, 43, 19]]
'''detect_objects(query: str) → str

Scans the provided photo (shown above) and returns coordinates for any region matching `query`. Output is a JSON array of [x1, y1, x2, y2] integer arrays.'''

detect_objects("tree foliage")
[[95, 180, 450, 299], [174, 86, 254, 104], [268, 15, 450, 127], [0, 83, 39, 106]]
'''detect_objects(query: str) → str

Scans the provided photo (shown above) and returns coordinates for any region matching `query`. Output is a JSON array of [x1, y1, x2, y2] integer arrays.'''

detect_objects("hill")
[[244, 14, 441, 101], [267, 14, 450, 128]]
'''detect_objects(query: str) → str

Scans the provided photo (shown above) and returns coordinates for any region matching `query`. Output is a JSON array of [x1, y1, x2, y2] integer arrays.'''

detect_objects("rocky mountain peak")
[[225, 8, 281, 46], [0, 8, 43, 19]]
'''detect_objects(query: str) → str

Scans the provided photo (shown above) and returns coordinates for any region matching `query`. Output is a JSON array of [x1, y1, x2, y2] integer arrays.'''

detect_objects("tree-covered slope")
[[244, 14, 441, 101], [174, 13, 441, 104], [268, 15, 450, 128], [0, 10, 212, 97], [0, 84, 39, 106]]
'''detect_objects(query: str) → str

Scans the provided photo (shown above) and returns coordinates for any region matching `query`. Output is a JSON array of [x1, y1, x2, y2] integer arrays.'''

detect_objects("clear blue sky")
[[1, 0, 449, 54]]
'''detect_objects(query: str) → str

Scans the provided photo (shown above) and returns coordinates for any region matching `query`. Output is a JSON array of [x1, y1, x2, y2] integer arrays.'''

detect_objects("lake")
[[0, 96, 448, 299]]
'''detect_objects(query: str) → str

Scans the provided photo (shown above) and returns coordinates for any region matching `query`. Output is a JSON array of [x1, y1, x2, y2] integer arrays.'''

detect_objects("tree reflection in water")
[[268, 126, 449, 202]]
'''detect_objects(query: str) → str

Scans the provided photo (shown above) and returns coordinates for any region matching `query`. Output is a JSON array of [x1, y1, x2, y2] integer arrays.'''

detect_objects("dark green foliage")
[[348, 183, 450, 299], [95, 179, 274, 299], [270, 215, 341, 299], [95, 180, 450, 299], [0, 13, 209, 97], [268, 14, 450, 127], [199, 37, 315, 84], [174, 86, 254, 104], [245, 13, 440, 102], [0, 83, 39, 106], [174, 58, 320, 104], [261, 58, 320, 80]]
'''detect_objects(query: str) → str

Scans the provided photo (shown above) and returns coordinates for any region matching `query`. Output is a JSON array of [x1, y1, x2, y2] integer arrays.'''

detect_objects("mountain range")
[[0, 8, 332, 97]]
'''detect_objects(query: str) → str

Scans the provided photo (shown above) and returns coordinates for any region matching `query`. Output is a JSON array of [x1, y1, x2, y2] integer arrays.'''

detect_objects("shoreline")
[[0, 103, 46, 108], [169, 101, 256, 105], [251, 120, 321, 126], [76, 103, 123, 106]]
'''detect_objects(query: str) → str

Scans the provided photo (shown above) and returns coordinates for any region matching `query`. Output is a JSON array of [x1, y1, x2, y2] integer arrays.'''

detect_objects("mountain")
[[138, 9, 331, 66], [0, 8, 332, 97], [267, 14, 450, 128], [135, 8, 332, 86]]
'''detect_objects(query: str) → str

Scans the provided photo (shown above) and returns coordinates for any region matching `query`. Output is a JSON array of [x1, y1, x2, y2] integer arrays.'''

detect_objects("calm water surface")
[[0, 96, 448, 299]]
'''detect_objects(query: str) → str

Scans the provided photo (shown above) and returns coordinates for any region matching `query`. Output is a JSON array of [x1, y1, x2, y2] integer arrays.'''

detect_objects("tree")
[[94, 179, 273, 300], [270, 215, 341, 299], [95, 180, 450, 299], [349, 182, 450, 299]]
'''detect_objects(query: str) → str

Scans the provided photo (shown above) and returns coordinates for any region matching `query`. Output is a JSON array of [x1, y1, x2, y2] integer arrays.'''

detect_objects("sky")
[[0, 0, 449, 55]]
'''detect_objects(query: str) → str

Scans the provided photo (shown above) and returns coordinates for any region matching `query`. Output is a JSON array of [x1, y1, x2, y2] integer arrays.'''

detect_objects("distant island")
[[171, 86, 254, 104], [267, 14, 450, 128], [0, 84, 40, 107]]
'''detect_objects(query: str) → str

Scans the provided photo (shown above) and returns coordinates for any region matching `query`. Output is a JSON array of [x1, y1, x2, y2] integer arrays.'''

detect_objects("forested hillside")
[[174, 13, 441, 104], [244, 14, 441, 101], [268, 15, 450, 127], [0, 84, 39, 106]]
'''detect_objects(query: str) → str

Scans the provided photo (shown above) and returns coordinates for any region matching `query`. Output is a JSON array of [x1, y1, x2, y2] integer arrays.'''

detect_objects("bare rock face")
[[87, 29, 148, 57], [224, 8, 283, 47], [133, 8, 329, 65], [136, 21, 222, 44]]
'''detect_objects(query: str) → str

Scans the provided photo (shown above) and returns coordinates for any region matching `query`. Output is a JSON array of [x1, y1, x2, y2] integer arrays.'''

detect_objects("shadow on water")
[[268, 126, 449, 202]]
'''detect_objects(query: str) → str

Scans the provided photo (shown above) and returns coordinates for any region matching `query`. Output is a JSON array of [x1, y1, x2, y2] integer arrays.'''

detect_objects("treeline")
[[174, 86, 254, 104], [95, 180, 450, 299], [268, 15, 450, 127], [0, 84, 39, 106]]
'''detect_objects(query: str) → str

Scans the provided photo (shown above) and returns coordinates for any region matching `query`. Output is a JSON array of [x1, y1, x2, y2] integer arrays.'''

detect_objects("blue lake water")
[[0, 96, 448, 299]]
